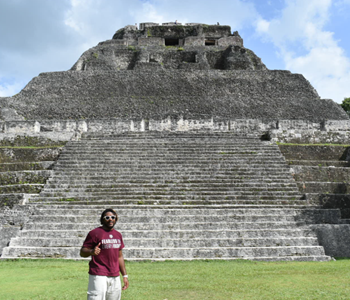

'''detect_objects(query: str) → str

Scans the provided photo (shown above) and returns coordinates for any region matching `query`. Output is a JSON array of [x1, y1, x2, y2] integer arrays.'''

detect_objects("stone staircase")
[[280, 144, 350, 222], [2, 132, 335, 261]]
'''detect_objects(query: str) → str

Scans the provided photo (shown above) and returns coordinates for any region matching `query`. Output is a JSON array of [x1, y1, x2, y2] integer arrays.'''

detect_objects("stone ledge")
[[306, 193, 350, 218], [310, 224, 350, 257], [0, 194, 26, 208], [0, 119, 349, 144]]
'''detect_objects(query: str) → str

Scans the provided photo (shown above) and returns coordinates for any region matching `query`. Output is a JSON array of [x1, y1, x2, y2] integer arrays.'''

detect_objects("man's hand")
[[122, 277, 129, 290], [91, 242, 101, 256]]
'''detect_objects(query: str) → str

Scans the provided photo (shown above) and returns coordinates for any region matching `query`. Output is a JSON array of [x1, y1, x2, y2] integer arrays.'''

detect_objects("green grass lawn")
[[1, 259, 350, 300]]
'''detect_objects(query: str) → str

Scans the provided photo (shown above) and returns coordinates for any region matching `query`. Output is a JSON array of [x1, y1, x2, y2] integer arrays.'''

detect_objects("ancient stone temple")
[[1, 22, 350, 261]]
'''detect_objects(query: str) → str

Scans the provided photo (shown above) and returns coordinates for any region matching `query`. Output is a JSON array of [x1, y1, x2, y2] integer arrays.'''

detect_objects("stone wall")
[[0, 198, 36, 256], [311, 225, 350, 257], [0, 119, 349, 144], [138, 37, 164, 46], [279, 143, 350, 257], [3, 69, 347, 122], [279, 145, 350, 161]]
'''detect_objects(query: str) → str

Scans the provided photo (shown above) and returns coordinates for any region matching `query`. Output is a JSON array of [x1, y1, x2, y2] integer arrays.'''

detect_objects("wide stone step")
[[62, 153, 282, 158], [46, 178, 296, 185], [26, 207, 325, 216], [297, 182, 350, 194], [40, 189, 299, 197], [55, 159, 287, 164], [9, 237, 319, 248], [60, 144, 281, 149], [43, 180, 297, 187], [72, 146, 275, 151], [38, 193, 300, 201], [22, 207, 339, 224], [80, 138, 265, 142], [1, 246, 328, 260], [22, 221, 308, 231], [27, 203, 320, 211], [52, 166, 291, 173], [82, 132, 256, 138], [80, 139, 264, 144], [68, 140, 268, 145], [59, 150, 283, 155], [18, 228, 317, 239], [33, 194, 302, 202], [41, 186, 298, 193], [66, 141, 274, 146], [55, 158, 287, 164], [51, 171, 292, 177], [287, 160, 350, 167], [37, 190, 300, 197], [51, 171, 293, 178], [28, 214, 301, 224], [58, 151, 283, 156], [29, 198, 306, 205]]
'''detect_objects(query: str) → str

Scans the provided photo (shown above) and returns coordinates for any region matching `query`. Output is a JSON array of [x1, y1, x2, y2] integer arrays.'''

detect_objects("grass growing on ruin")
[[1, 259, 350, 299], [0, 145, 64, 149]]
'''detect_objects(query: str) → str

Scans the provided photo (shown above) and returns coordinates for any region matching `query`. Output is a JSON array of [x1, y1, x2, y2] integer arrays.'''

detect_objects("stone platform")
[[1, 132, 339, 261]]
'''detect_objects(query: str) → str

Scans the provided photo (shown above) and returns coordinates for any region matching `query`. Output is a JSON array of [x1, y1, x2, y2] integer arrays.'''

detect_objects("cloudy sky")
[[0, 0, 349, 103]]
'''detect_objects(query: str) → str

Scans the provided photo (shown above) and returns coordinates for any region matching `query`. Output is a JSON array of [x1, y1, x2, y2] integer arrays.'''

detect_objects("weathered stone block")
[[184, 37, 204, 46], [218, 36, 243, 47], [4, 121, 40, 133], [138, 37, 164, 46], [311, 224, 350, 257]]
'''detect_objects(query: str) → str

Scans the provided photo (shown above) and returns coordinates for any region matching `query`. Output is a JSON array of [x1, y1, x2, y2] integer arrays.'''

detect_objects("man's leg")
[[106, 276, 122, 300], [87, 275, 108, 300]]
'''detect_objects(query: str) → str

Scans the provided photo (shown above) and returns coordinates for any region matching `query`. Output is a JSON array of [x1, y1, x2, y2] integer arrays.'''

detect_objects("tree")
[[341, 97, 350, 115]]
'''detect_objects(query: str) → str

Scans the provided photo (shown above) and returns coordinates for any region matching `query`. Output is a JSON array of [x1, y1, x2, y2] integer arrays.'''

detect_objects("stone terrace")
[[2, 132, 338, 261]]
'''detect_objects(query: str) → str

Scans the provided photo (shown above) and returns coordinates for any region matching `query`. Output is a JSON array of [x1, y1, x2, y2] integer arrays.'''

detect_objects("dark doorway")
[[165, 38, 179, 46], [205, 39, 216, 46]]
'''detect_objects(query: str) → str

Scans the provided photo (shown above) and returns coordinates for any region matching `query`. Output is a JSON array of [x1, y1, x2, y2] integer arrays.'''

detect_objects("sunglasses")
[[103, 215, 116, 220]]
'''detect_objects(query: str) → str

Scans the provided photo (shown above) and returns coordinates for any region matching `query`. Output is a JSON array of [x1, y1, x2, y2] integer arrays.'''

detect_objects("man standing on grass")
[[80, 208, 129, 300]]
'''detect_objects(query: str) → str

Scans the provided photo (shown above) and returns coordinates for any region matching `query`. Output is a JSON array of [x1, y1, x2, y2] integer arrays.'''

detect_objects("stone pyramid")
[[1, 22, 349, 261]]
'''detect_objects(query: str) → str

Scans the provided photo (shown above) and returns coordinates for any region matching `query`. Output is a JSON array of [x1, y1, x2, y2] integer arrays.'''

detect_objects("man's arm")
[[80, 242, 101, 257], [119, 250, 129, 290]]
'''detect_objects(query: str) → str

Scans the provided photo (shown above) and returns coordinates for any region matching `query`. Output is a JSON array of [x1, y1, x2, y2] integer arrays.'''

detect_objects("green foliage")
[[341, 97, 350, 115], [57, 198, 79, 202], [0, 145, 63, 149], [92, 52, 98, 59], [127, 46, 137, 52], [0, 136, 66, 147]]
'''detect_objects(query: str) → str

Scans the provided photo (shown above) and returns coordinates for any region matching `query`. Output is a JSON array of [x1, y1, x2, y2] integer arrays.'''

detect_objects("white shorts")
[[87, 275, 121, 300]]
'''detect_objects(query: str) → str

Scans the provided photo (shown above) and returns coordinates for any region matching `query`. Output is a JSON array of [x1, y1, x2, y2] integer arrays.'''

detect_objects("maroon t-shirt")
[[83, 227, 125, 276]]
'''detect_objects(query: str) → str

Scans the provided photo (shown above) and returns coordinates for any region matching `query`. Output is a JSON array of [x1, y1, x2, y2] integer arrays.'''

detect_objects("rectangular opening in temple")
[[205, 40, 216, 46], [165, 38, 179, 46]]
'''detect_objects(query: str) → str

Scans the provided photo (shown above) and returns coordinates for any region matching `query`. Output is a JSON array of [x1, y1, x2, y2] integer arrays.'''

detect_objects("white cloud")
[[132, 2, 166, 24], [256, 19, 270, 33], [255, 0, 350, 103], [131, 0, 258, 30], [0, 80, 25, 97], [2, 0, 348, 103], [286, 47, 350, 101], [336, 0, 350, 4]]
